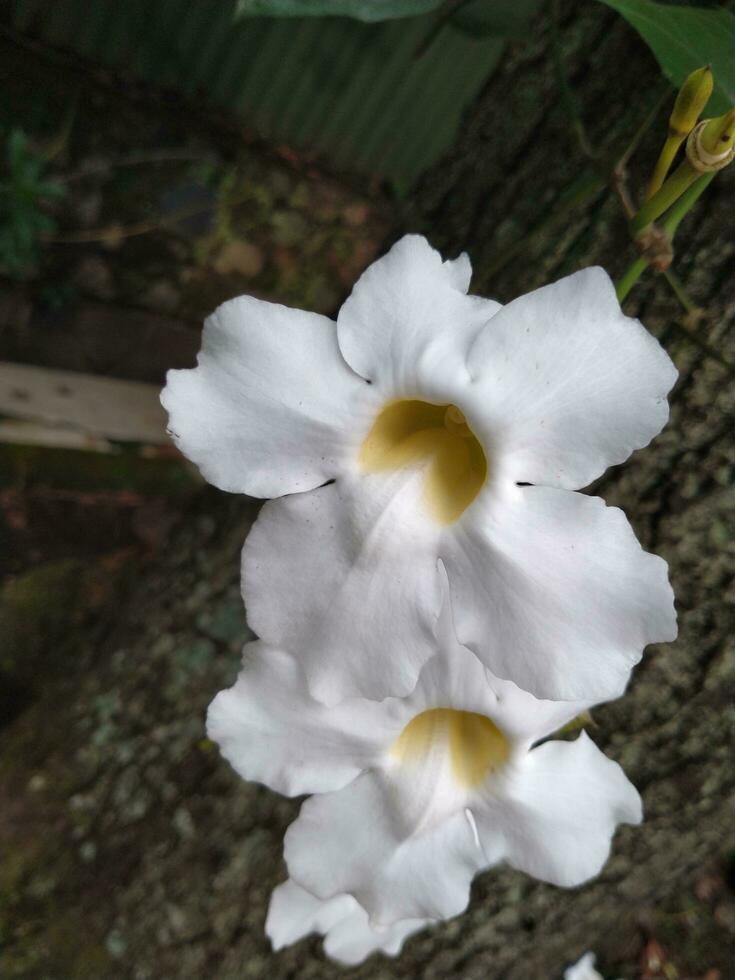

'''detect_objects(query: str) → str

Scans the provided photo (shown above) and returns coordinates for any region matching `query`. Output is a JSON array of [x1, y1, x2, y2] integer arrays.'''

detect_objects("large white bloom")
[[207, 600, 641, 928], [266, 880, 427, 965], [163, 235, 677, 703]]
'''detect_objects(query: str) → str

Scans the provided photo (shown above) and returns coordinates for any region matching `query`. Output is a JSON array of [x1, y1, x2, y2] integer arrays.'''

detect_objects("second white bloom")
[[207, 599, 641, 928]]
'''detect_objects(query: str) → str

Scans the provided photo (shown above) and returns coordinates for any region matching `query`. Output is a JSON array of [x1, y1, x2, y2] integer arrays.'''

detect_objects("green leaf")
[[597, 0, 735, 114], [8, 129, 29, 172], [234, 0, 443, 21], [450, 0, 544, 39]]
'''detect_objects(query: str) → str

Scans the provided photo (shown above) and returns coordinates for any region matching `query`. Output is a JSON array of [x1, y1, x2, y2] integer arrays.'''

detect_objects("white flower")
[[564, 952, 605, 980], [564, 951, 628, 980], [266, 880, 427, 965], [207, 597, 642, 927], [163, 234, 677, 704]]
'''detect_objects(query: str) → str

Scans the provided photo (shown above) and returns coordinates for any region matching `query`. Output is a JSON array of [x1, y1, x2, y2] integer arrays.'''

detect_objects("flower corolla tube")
[[207, 595, 642, 936], [163, 235, 677, 704]]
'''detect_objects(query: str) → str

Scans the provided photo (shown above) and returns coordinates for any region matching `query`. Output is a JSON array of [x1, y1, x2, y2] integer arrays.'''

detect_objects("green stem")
[[630, 161, 699, 235], [645, 132, 684, 200], [616, 256, 649, 302], [668, 317, 735, 376], [617, 171, 716, 303], [661, 171, 716, 238], [618, 253, 734, 376], [663, 269, 698, 313]]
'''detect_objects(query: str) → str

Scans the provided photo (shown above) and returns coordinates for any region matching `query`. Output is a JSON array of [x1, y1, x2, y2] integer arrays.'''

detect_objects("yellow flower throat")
[[391, 709, 510, 788], [359, 400, 487, 524]]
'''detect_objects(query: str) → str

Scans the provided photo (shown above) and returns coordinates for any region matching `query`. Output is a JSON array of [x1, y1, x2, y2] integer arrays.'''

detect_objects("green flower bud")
[[687, 109, 735, 173], [669, 65, 713, 137], [645, 66, 714, 200]]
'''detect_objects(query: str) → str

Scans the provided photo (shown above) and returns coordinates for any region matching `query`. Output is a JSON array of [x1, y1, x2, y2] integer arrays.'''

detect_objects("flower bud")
[[644, 67, 713, 200], [687, 108, 735, 172], [669, 66, 713, 137]]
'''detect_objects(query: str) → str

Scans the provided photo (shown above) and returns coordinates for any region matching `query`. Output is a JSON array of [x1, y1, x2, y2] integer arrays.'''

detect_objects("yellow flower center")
[[390, 708, 510, 788], [359, 400, 487, 524]]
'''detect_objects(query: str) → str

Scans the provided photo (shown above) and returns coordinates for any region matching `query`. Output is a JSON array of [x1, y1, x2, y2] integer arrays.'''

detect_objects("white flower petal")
[[206, 641, 395, 796], [414, 584, 591, 743], [444, 250, 473, 293], [442, 484, 676, 701], [267, 880, 427, 965], [324, 904, 426, 965], [475, 732, 642, 889], [267, 880, 356, 951], [564, 952, 608, 980], [243, 473, 658, 707], [242, 474, 443, 704], [337, 234, 500, 392], [285, 770, 489, 926], [161, 296, 377, 497], [465, 267, 677, 489]]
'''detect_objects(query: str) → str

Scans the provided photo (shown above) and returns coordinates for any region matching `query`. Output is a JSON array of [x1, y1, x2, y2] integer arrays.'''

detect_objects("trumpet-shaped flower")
[[266, 880, 427, 965], [207, 600, 642, 928], [163, 235, 677, 703]]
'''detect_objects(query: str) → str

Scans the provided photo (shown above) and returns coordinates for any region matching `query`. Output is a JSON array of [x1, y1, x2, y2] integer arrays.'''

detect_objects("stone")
[[72, 255, 116, 300], [212, 239, 264, 278]]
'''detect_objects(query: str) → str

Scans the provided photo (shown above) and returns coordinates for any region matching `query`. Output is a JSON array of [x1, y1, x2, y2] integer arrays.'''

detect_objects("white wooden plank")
[[0, 419, 114, 452], [0, 362, 169, 445]]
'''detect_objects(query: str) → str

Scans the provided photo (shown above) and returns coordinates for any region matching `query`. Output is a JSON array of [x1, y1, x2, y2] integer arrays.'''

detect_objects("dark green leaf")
[[450, 0, 544, 39], [596, 0, 735, 114], [8, 129, 29, 172], [1, 127, 65, 276], [234, 0, 443, 21]]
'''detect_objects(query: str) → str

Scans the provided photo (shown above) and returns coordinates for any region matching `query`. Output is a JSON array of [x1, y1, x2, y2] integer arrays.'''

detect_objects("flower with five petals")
[[163, 234, 677, 704], [207, 593, 642, 928]]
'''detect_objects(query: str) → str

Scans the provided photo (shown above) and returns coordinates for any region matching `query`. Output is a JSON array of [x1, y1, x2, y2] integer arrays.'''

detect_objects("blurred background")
[[1, 1, 733, 977]]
